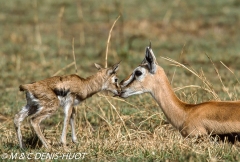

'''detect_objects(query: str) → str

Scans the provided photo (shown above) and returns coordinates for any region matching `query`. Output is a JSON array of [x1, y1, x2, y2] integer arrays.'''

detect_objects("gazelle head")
[[120, 44, 158, 98], [94, 62, 121, 95]]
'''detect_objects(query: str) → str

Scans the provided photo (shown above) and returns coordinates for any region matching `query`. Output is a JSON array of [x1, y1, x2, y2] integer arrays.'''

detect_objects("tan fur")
[[120, 46, 240, 138], [14, 63, 120, 149]]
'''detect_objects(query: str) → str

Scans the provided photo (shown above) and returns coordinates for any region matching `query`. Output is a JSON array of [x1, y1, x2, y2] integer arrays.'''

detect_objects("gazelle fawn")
[[120, 44, 240, 139], [14, 62, 121, 149]]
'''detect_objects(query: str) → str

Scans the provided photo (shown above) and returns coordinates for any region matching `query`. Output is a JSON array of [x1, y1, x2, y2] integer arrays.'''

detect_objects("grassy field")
[[1, 0, 240, 161]]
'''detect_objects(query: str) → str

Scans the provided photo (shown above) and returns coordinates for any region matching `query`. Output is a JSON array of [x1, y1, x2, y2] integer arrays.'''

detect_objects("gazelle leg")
[[30, 113, 51, 149], [70, 106, 78, 143], [14, 105, 29, 149], [61, 103, 73, 147]]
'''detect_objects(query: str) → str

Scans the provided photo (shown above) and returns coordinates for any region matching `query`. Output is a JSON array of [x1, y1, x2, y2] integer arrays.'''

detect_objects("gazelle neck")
[[150, 67, 187, 129], [83, 74, 105, 96]]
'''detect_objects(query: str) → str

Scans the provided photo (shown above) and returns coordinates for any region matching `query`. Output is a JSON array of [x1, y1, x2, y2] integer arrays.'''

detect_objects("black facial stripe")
[[125, 76, 135, 87]]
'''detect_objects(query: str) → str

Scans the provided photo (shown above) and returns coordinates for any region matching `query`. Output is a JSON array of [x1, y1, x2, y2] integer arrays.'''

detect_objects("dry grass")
[[1, 58, 240, 161], [1, 96, 240, 161]]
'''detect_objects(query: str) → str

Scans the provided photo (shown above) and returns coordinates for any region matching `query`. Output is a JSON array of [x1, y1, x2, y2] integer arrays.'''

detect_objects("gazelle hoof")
[[72, 139, 79, 144]]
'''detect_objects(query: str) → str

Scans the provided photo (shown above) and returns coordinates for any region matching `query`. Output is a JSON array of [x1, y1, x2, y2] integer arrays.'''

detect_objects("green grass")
[[1, 0, 240, 161]]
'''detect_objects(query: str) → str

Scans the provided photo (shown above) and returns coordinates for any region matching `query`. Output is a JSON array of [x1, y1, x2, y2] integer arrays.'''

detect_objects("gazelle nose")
[[113, 89, 122, 97], [117, 89, 121, 94]]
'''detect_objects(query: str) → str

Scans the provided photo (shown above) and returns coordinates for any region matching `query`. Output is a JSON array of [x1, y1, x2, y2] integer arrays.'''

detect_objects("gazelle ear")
[[144, 45, 157, 74], [142, 41, 151, 64], [94, 63, 102, 70], [107, 62, 120, 75]]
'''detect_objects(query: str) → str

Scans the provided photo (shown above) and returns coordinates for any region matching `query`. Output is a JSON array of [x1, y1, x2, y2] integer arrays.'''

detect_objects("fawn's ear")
[[107, 62, 120, 75], [94, 63, 102, 70], [142, 43, 157, 74]]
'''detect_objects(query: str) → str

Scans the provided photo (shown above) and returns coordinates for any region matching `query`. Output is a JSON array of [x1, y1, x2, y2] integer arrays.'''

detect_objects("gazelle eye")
[[115, 78, 118, 82], [135, 70, 142, 77]]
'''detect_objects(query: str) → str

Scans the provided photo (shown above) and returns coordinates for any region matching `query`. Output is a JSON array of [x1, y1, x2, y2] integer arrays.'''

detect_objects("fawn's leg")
[[30, 113, 52, 149], [70, 106, 78, 143], [14, 105, 29, 149], [61, 102, 73, 147], [29, 102, 59, 149]]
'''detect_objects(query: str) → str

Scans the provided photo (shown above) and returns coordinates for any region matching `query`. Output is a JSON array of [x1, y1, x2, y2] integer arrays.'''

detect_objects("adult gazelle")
[[120, 44, 240, 139]]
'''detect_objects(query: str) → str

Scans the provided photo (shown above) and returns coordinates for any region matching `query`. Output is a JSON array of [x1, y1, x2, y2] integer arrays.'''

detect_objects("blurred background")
[[1, 0, 240, 117]]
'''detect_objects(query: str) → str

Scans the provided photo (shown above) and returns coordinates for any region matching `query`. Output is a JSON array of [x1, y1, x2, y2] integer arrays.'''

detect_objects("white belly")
[[58, 95, 81, 107]]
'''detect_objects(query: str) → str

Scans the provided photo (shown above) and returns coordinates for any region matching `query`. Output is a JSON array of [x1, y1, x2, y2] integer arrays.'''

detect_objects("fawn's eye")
[[115, 78, 118, 83], [135, 70, 142, 77]]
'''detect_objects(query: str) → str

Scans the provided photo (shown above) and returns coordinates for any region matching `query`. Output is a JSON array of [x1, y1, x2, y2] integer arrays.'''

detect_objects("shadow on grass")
[[24, 134, 43, 149], [212, 133, 240, 145]]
